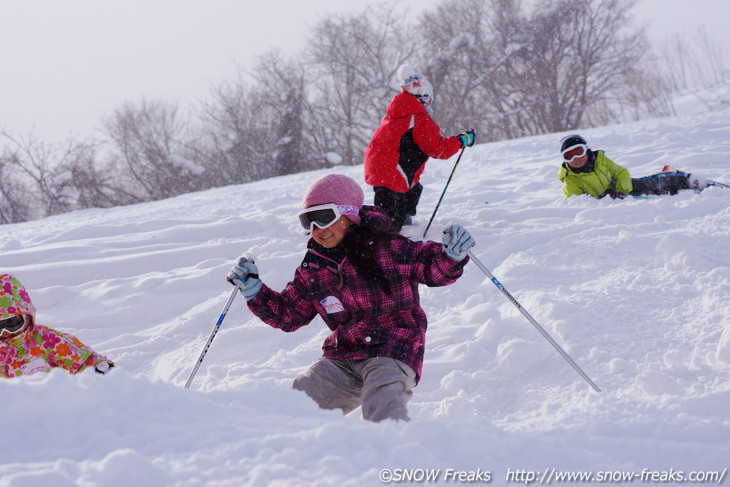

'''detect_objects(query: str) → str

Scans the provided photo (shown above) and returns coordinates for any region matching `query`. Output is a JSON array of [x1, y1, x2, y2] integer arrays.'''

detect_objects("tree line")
[[1, 0, 725, 224]]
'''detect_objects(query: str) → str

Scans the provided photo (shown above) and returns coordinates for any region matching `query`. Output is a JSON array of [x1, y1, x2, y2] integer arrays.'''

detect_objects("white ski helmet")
[[398, 64, 434, 106]]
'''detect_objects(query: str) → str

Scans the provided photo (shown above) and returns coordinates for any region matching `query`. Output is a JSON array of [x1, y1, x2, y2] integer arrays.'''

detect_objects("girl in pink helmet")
[[227, 174, 475, 422]]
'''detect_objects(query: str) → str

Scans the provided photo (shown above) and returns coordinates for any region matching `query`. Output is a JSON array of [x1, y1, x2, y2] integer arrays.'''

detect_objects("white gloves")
[[227, 256, 263, 301], [442, 224, 475, 261]]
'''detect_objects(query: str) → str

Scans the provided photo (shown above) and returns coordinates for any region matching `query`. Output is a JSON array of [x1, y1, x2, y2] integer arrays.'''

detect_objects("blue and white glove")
[[227, 256, 262, 301], [442, 224, 475, 261], [457, 129, 476, 148]]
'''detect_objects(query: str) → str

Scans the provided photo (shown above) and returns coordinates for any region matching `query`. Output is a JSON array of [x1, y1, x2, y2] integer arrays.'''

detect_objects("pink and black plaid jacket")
[[247, 209, 468, 384]]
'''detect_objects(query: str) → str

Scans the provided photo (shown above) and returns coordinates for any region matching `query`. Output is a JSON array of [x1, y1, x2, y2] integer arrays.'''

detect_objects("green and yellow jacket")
[[557, 150, 632, 199]]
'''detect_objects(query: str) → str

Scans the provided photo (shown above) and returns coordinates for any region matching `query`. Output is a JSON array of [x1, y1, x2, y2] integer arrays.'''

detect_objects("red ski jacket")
[[364, 92, 462, 193]]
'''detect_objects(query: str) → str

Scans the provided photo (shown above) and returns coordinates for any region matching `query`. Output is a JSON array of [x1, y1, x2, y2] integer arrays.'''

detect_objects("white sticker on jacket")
[[320, 296, 345, 314], [21, 358, 50, 376]]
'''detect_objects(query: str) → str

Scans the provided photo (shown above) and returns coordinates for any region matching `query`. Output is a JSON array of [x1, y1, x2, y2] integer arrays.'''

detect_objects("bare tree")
[[197, 74, 277, 185], [658, 30, 729, 111], [306, 4, 418, 165], [417, 0, 503, 138], [249, 52, 312, 174], [610, 56, 675, 121], [0, 130, 91, 218], [0, 128, 148, 222], [3, 0, 688, 225], [0, 153, 31, 224], [273, 84, 305, 176], [103, 99, 204, 201], [418, 0, 669, 139], [68, 150, 141, 210]]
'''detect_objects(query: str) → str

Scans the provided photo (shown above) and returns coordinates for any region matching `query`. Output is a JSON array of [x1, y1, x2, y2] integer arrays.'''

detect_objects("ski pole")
[[184, 285, 240, 389], [466, 249, 601, 392], [422, 146, 466, 239]]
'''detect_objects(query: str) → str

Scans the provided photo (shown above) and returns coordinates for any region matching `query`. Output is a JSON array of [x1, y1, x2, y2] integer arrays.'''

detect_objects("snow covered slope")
[[1, 109, 729, 486]]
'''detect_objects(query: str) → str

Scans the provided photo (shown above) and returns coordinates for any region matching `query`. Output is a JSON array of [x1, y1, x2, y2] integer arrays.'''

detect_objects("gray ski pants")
[[292, 356, 417, 422]]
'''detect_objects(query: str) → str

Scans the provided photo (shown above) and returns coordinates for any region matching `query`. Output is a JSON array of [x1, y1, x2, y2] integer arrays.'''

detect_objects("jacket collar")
[[564, 149, 597, 174], [302, 240, 345, 274]]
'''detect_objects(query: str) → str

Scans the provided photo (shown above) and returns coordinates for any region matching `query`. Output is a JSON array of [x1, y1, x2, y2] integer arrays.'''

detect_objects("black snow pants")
[[630, 172, 690, 196], [373, 183, 423, 231]]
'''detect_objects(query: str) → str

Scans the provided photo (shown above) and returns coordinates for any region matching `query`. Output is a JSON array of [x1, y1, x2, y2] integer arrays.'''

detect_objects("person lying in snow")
[[0, 273, 114, 378], [364, 64, 476, 231], [557, 134, 721, 200], [227, 174, 474, 422]]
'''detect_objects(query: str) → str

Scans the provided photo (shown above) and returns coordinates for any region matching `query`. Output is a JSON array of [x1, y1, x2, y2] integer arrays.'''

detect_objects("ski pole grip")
[[227, 272, 259, 284]]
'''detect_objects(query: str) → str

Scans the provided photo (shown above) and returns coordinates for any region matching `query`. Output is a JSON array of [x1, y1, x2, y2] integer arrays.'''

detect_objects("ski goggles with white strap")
[[297, 203, 358, 232], [0, 315, 27, 337], [562, 144, 587, 163]]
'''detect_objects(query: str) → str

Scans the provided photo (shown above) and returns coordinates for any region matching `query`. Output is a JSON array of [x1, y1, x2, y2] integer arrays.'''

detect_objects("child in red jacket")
[[364, 64, 475, 231], [227, 174, 475, 422]]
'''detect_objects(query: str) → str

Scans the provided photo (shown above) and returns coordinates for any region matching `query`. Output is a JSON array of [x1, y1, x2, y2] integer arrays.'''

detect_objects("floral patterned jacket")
[[1, 274, 113, 378]]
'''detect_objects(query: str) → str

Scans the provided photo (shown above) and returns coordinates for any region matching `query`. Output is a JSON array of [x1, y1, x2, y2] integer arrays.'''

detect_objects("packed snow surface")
[[2, 109, 729, 486]]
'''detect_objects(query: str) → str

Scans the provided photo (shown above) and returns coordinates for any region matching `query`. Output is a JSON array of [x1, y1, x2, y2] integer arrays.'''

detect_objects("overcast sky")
[[1, 0, 729, 144]]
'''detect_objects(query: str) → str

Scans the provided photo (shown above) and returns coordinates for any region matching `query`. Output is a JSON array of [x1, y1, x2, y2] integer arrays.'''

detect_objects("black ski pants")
[[630, 172, 690, 196], [373, 183, 423, 231]]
